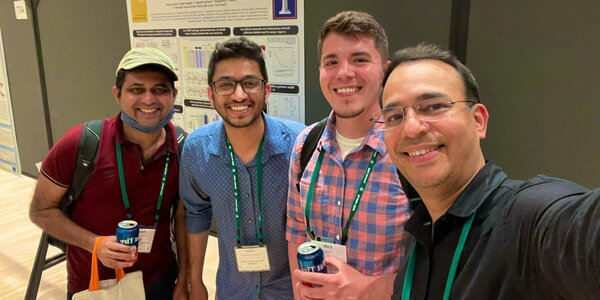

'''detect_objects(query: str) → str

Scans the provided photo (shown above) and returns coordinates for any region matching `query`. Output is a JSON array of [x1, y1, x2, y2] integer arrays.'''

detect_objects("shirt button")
[[337, 200, 341, 206], [248, 219, 253, 224], [245, 193, 250, 198], [336, 234, 340, 240]]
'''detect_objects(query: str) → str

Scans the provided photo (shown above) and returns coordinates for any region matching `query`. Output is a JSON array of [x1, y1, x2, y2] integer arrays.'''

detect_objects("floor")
[[0, 169, 218, 299]]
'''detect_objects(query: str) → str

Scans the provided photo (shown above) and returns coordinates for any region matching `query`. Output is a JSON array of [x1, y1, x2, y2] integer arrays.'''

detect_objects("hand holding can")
[[297, 241, 327, 287], [116, 220, 139, 261]]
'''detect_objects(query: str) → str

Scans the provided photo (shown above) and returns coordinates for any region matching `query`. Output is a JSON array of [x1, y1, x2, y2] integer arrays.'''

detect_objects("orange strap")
[[89, 236, 126, 291]]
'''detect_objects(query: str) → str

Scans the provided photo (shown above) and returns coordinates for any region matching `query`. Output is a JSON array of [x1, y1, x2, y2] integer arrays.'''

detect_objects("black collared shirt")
[[392, 161, 600, 300]]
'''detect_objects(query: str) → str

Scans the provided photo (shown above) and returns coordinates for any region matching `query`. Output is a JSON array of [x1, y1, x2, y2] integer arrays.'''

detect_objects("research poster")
[[125, 0, 305, 133], [0, 28, 21, 174]]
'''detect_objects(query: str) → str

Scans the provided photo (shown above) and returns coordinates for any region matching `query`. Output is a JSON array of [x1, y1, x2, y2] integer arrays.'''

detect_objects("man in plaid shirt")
[[286, 11, 410, 299]]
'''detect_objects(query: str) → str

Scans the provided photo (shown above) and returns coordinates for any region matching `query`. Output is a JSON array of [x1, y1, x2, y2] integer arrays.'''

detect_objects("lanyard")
[[402, 212, 476, 300], [115, 141, 170, 222], [226, 137, 265, 247], [305, 148, 378, 244]]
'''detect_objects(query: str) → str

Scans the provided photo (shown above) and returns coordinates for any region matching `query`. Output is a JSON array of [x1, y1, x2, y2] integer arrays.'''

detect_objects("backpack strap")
[[50, 120, 102, 251], [174, 125, 186, 160], [297, 118, 327, 188], [69, 120, 103, 202], [171, 125, 187, 217]]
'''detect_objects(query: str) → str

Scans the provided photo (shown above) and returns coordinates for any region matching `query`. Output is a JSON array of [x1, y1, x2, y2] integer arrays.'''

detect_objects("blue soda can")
[[116, 220, 139, 256], [297, 241, 327, 273]]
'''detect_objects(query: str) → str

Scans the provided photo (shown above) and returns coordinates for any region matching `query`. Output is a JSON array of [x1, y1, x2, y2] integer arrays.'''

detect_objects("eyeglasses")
[[211, 78, 266, 96], [373, 99, 475, 130]]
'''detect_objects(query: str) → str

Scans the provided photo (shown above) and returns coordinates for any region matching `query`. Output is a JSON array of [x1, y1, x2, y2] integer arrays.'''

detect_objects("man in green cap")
[[30, 47, 189, 299]]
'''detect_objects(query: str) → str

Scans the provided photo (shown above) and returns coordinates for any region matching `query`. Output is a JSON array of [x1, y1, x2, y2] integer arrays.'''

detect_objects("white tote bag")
[[72, 236, 145, 300]]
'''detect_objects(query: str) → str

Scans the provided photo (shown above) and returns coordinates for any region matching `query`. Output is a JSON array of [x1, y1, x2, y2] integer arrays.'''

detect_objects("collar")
[[409, 161, 508, 220], [446, 161, 507, 217], [319, 111, 388, 157], [114, 112, 178, 155], [405, 161, 507, 236], [208, 112, 287, 164]]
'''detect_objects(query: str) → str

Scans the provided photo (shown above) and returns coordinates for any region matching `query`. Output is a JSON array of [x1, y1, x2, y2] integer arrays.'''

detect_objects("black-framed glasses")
[[373, 99, 475, 130], [211, 78, 266, 96]]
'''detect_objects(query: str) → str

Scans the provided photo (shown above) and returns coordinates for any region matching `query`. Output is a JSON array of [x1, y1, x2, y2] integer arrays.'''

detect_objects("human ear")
[[112, 86, 120, 102], [472, 103, 489, 139], [207, 86, 215, 108]]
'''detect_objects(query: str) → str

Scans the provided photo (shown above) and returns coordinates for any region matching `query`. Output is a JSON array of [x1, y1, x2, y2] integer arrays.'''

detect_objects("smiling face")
[[208, 58, 269, 128], [113, 69, 176, 128], [319, 32, 386, 119], [382, 59, 488, 192]]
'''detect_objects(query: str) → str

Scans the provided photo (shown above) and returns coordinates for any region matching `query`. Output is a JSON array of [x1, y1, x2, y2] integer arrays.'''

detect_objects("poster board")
[[125, 0, 305, 133], [0, 27, 20, 174]]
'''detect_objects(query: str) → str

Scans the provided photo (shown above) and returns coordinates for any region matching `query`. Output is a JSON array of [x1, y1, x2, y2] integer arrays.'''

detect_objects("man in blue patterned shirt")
[[180, 37, 305, 299]]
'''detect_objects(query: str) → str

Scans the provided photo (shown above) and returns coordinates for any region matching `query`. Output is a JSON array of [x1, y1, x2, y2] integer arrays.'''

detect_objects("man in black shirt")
[[378, 43, 599, 299]]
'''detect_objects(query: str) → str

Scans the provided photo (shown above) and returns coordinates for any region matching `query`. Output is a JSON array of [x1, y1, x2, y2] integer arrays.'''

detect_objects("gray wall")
[[468, 0, 600, 188], [38, 1, 130, 140], [0, 1, 49, 177], [0, 0, 130, 176]]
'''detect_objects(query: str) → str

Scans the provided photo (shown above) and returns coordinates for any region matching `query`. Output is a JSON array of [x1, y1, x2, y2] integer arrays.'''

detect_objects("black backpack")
[[47, 120, 187, 251], [298, 118, 421, 206]]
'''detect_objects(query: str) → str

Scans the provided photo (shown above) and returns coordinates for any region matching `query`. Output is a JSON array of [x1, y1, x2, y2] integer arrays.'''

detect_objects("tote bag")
[[72, 236, 145, 300]]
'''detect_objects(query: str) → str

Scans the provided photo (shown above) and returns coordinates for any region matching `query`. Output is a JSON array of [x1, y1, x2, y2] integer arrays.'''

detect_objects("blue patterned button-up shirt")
[[180, 113, 305, 300]]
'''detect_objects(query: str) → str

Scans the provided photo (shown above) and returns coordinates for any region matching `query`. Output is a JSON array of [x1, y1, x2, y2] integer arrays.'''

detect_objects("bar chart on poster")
[[0, 27, 20, 174], [125, 0, 305, 133]]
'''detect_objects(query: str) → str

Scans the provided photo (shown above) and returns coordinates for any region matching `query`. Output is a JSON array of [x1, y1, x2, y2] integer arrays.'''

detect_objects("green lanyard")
[[402, 212, 476, 300], [305, 149, 378, 244], [226, 137, 265, 247], [115, 141, 170, 222]]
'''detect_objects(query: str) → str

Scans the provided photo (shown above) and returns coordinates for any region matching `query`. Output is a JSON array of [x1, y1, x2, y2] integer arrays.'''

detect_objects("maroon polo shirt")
[[41, 114, 179, 293]]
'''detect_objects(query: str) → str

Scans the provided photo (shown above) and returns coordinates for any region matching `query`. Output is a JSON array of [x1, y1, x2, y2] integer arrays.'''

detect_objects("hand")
[[173, 277, 190, 300], [95, 235, 137, 269], [293, 256, 394, 300], [188, 277, 208, 300]]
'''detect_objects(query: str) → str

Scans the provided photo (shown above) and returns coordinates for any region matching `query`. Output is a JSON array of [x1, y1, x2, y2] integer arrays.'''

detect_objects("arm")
[[178, 134, 212, 300], [293, 256, 396, 300], [522, 179, 600, 298], [288, 241, 303, 300], [29, 174, 135, 268], [286, 128, 312, 299], [187, 231, 209, 300], [286, 126, 313, 299], [173, 199, 190, 300]]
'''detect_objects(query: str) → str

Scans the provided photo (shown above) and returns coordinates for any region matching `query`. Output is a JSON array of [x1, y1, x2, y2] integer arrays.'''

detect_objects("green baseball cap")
[[116, 47, 178, 81]]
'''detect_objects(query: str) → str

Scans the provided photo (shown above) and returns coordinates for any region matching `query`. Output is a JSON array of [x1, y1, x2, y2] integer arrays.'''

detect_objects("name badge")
[[138, 226, 156, 253], [313, 240, 347, 263], [234, 245, 271, 272]]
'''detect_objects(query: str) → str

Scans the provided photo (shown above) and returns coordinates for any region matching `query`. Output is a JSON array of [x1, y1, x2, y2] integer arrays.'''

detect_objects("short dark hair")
[[207, 37, 268, 85], [382, 43, 480, 106], [318, 11, 389, 62], [115, 64, 176, 97]]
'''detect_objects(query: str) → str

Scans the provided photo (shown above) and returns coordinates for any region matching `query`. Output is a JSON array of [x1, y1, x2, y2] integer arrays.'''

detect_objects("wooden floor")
[[0, 169, 219, 299]]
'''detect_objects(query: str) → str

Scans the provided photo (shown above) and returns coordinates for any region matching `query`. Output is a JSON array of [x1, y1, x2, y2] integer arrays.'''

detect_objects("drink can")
[[116, 220, 139, 256], [297, 241, 327, 274]]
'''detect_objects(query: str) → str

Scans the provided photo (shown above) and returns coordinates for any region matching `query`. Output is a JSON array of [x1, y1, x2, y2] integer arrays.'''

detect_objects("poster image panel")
[[273, 0, 297, 19], [125, 0, 305, 126], [0, 27, 20, 174]]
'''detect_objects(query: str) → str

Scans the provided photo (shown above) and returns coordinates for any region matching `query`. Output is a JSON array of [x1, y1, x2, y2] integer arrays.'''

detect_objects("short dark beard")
[[219, 98, 266, 128], [222, 111, 263, 128], [334, 107, 364, 119]]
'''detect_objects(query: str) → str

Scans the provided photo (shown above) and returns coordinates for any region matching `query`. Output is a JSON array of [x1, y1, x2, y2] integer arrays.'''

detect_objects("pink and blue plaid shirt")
[[286, 113, 411, 275]]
